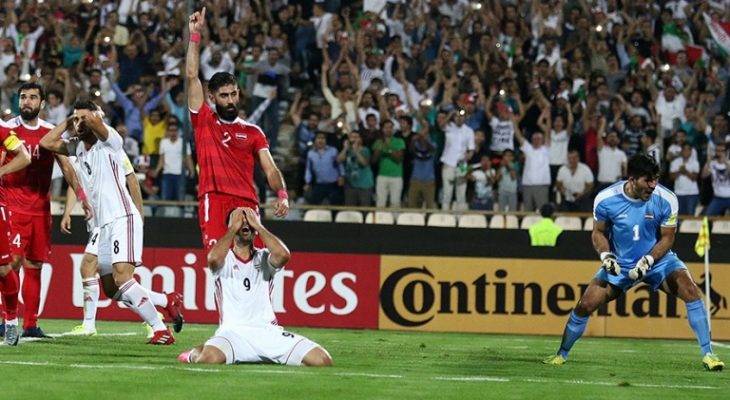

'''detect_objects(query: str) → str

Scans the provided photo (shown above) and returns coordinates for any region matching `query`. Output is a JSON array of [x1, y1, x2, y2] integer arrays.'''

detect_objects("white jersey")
[[69, 125, 140, 227], [213, 249, 282, 330], [69, 149, 136, 231]]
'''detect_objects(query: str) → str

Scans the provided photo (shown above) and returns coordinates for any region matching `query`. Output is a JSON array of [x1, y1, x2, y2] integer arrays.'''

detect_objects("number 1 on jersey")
[[632, 224, 640, 241]]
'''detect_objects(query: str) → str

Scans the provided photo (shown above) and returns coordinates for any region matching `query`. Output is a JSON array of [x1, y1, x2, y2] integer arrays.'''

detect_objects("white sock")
[[117, 279, 166, 331], [5, 318, 18, 326], [82, 278, 100, 331], [149, 291, 168, 308]]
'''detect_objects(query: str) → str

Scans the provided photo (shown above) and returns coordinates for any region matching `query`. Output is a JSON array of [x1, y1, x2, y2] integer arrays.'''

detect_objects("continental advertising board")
[[7, 246, 730, 340], [379, 256, 730, 340]]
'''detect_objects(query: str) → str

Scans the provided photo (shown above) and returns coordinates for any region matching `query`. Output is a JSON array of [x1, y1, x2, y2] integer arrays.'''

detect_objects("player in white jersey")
[[178, 207, 333, 366], [39, 99, 175, 344], [58, 149, 184, 337]]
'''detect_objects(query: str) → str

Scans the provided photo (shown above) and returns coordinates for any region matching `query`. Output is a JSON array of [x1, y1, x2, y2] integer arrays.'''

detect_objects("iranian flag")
[[704, 12, 730, 56], [662, 21, 705, 66]]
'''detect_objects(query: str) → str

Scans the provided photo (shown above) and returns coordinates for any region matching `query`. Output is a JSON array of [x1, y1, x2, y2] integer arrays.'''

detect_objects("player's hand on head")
[[228, 208, 245, 231], [242, 207, 262, 230]]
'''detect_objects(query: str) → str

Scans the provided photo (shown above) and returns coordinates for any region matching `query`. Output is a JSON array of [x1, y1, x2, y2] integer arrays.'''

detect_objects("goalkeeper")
[[543, 154, 724, 371]]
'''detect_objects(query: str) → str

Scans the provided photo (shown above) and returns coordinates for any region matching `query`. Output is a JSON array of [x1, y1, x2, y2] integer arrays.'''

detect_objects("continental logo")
[[379, 266, 694, 328]]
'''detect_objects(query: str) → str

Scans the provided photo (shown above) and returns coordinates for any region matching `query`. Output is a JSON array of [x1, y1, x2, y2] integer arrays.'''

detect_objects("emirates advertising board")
[[6, 247, 730, 340]]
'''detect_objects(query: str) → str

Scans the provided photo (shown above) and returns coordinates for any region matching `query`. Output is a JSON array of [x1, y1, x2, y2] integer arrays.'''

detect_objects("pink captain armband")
[[277, 190, 288, 200], [76, 188, 87, 202], [190, 32, 201, 43]]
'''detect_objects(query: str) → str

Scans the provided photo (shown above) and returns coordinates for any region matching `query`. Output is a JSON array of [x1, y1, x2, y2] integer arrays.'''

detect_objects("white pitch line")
[[434, 376, 510, 382], [711, 341, 730, 349], [0, 360, 720, 389], [335, 372, 404, 379], [53, 332, 139, 338]]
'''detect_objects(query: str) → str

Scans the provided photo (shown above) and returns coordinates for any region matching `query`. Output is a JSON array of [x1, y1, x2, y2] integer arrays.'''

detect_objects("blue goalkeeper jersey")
[[593, 181, 679, 267]]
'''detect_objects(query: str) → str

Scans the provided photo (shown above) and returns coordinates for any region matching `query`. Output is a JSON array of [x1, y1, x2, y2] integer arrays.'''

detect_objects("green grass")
[[1, 319, 728, 399]]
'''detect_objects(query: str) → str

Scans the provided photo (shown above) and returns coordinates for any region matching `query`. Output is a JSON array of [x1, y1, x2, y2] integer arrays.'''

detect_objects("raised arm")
[[40, 117, 71, 155], [76, 110, 110, 142], [55, 154, 92, 220], [186, 7, 206, 112]]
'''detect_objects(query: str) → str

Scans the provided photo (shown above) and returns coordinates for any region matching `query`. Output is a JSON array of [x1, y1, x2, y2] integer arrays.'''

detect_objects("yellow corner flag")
[[695, 217, 711, 257]]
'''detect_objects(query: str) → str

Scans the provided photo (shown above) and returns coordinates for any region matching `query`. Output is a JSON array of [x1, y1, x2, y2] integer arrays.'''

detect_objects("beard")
[[215, 103, 238, 122], [20, 106, 40, 121]]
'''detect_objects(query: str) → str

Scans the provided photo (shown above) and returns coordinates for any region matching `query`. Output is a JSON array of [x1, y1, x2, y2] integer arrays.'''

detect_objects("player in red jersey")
[[0, 124, 31, 345], [186, 7, 289, 252], [0, 82, 86, 339]]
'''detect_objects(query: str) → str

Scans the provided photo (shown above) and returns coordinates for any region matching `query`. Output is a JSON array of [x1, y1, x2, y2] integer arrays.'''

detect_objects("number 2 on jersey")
[[632, 224, 640, 241]]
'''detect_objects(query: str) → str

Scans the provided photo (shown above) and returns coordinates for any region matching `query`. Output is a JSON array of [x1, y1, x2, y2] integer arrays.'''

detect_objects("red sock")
[[0, 269, 19, 320], [21, 267, 41, 329]]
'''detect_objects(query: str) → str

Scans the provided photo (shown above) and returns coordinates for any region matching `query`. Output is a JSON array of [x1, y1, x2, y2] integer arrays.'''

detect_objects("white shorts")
[[84, 227, 101, 256], [205, 325, 320, 366], [98, 214, 143, 266]]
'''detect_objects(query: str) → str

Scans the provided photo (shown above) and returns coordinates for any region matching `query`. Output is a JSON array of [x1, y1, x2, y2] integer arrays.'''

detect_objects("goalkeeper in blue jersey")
[[544, 154, 724, 371]]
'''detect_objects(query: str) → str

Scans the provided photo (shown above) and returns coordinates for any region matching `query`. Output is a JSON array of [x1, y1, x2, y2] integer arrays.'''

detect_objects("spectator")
[[596, 124, 627, 193], [622, 115, 646, 158], [556, 150, 594, 212], [666, 129, 697, 165], [487, 99, 516, 155], [304, 132, 344, 205], [372, 120, 405, 208], [338, 131, 373, 207], [142, 108, 167, 157], [654, 82, 687, 139], [515, 118, 550, 212], [407, 118, 436, 209], [440, 109, 475, 211], [539, 104, 573, 199], [702, 142, 730, 216], [111, 78, 167, 141], [670, 143, 700, 216], [251, 47, 290, 149], [641, 130, 661, 167], [153, 121, 194, 203], [468, 155, 496, 211], [495, 149, 519, 212]]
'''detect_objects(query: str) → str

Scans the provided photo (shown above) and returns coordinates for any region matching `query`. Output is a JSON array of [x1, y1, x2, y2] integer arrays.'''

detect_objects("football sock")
[[149, 291, 168, 308], [116, 279, 166, 331], [558, 311, 589, 358], [0, 269, 19, 321], [686, 299, 712, 355], [21, 266, 41, 329], [82, 278, 100, 331]]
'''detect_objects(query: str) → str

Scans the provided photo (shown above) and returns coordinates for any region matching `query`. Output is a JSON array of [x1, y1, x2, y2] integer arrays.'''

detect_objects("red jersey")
[[0, 117, 55, 216], [190, 103, 269, 203]]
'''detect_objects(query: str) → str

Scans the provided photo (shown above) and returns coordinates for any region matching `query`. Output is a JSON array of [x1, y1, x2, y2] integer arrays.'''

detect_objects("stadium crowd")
[[4, 0, 730, 216]]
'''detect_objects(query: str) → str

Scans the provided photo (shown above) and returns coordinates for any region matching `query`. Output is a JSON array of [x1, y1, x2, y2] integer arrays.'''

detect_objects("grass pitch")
[[0, 319, 728, 399]]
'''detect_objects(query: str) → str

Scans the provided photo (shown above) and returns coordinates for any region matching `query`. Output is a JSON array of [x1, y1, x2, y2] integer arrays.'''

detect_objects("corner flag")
[[695, 217, 710, 258]]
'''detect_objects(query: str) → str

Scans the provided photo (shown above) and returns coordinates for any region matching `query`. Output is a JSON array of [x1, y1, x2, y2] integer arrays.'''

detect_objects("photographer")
[[338, 131, 373, 206]]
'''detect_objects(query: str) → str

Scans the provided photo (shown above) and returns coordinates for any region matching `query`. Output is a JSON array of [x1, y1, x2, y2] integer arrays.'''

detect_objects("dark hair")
[[540, 203, 556, 218], [627, 153, 660, 180], [643, 129, 657, 141], [73, 98, 99, 111], [47, 89, 63, 100], [18, 82, 45, 100], [208, 72, 237, 92]]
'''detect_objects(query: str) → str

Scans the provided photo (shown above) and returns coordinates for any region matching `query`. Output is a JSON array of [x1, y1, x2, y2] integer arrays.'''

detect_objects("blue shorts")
[[594, 254, 687, 292]]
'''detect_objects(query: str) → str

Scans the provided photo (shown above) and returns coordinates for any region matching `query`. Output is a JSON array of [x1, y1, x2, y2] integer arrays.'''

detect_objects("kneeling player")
[[178, 208, 332, 366], [544, 154, 724, 371]]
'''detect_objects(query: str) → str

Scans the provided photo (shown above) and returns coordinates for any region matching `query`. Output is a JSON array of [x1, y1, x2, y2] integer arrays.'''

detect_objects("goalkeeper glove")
[[600, 252, 620, 276], [628, 255, 654, 280]]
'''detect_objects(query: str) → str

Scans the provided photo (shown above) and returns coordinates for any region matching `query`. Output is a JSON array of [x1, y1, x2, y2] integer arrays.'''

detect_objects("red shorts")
[[8, 210, 52, 262], [0, 207, 12, 265], [198, 192, 258, 251]]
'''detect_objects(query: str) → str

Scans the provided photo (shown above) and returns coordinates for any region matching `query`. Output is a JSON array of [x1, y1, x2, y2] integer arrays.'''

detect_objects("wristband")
[[277, 189, 288, 200], [76, 188, 87, 202], [190, 32, 201, 43], [600, 252, 615, 261]]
